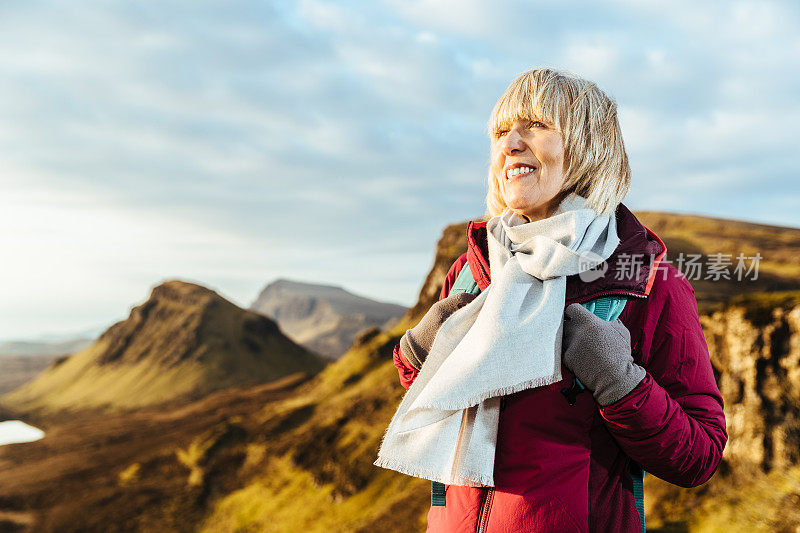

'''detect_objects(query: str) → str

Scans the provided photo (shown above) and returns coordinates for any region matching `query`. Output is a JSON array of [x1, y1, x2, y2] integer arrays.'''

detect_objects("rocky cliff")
[[644, 292, 800, 531], [708, 294, 800, 473]]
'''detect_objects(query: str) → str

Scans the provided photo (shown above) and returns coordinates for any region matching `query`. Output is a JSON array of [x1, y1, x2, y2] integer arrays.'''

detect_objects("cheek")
[[541, 140, 565, 166], [539, 146, 563, 165]]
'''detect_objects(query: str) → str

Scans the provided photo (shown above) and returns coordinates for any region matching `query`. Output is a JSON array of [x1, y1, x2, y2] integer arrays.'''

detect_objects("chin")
[[505, 200, 539, 214]]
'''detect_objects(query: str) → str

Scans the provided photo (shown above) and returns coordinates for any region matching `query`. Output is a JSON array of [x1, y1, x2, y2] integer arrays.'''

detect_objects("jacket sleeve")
[[392, 252, 469, 391], [598, 268, 728, 488]]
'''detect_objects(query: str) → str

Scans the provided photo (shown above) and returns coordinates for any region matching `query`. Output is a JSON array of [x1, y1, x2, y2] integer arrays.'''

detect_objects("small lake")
[[0, 420, 45, 446]]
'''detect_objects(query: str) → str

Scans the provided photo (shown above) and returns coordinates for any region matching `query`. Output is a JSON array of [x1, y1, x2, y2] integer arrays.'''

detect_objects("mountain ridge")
[[250, 278, 406, 359], [1, 280, 327, 415]]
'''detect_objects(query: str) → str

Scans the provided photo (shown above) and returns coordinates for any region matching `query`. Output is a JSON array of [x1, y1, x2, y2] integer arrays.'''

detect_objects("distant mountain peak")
[[267, 278, 345, 291], [148, 279, 221, 306], [250, 278, 407, 360]]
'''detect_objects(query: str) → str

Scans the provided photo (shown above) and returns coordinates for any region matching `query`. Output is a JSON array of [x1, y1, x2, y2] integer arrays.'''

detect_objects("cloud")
[[0, 0, 797, 338], [560, 38, 621, 80]]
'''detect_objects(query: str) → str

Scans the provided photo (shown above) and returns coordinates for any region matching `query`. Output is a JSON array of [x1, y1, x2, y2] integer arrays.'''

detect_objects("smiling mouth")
[[505, 165, 537, 181]]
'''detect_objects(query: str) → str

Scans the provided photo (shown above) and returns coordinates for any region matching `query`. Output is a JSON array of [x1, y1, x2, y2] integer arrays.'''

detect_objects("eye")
[[529, 120, 546, 128], [492, 129, 509, 139]]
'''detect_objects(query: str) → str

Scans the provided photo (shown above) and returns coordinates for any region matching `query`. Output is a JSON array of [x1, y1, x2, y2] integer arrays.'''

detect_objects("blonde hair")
[[483, 67, 630, 219]]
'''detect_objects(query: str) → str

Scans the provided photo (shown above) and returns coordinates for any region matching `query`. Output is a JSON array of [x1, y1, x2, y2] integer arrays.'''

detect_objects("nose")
[[501, 129, 525, 155]]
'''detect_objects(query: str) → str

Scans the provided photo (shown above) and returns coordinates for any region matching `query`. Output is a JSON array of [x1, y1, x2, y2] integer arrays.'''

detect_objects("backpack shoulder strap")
[[570, 294, 645, 533], [579, 295, 627, 321], [558, 294, 628, 400], [448, 261, 480, 296]]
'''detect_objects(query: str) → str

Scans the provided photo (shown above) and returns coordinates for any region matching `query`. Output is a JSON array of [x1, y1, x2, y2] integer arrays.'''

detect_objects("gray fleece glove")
[[562, 303, 646, 406], [400, 292, 477, 370]]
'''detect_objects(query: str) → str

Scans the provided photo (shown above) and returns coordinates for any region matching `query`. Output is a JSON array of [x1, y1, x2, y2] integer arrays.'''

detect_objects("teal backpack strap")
[[431, 261, 482, 507], [573, 295, 646, 533], [449, 261, 479, 296], [569, 296, 628, 391], [564, 296, 628, 394], [579, 295, 627, 322], [431, 480, 446, 506], [628, 459, 646, 533]]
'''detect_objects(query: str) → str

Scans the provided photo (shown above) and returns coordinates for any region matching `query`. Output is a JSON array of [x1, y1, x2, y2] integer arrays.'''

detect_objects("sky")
[[1, 0, 799, 340]]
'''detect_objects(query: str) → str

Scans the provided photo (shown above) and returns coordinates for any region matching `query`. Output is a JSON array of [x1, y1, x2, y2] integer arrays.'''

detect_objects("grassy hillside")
[[198, 212, 800, 532], [1, 211, 799, 532], [0, 325, 431, 532], [0, 225, 467, 532], [634, 211, 800, 314], [198, 320, 429, 532], [0, 374, 316, 532], [1, 280, 326, 415]]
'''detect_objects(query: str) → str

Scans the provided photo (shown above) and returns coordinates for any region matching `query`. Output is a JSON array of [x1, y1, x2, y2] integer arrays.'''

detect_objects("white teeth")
[[506, 166, 536, 179]]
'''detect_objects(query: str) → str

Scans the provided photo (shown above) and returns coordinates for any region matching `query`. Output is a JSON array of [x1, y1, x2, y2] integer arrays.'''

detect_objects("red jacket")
[[392, 203, 728, 532]]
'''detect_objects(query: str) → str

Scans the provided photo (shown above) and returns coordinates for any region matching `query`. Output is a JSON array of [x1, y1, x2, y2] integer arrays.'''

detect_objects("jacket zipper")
[[566, 289, 646, 306], [476, 487, 494, 533]]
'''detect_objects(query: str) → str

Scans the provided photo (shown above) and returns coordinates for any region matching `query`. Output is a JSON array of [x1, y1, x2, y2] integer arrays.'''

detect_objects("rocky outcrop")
[[703, 299, 800, 472], [250, 279, 407, 359], [645, 293, 800, 531], [406, 222, 469, 321]]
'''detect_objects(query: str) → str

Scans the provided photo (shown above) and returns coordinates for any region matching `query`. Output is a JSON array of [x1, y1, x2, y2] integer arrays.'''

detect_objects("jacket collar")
[[465, 202, 667, 304]]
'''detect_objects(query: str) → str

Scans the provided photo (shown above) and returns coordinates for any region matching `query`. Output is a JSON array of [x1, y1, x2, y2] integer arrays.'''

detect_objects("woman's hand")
[[562, 303, 645, 406], [400, 292, 477, 370]]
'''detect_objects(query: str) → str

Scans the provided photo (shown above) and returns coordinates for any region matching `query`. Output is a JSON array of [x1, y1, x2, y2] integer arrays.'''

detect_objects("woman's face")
[[490, 118, 568, 222]]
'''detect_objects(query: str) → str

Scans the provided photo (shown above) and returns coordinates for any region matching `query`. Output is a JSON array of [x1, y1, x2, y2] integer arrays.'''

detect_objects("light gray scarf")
[[374, 193, 620, 487]]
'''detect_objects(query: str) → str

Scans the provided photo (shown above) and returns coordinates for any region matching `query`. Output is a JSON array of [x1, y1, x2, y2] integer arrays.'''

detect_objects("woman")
[[375, 68, 727, 532]]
